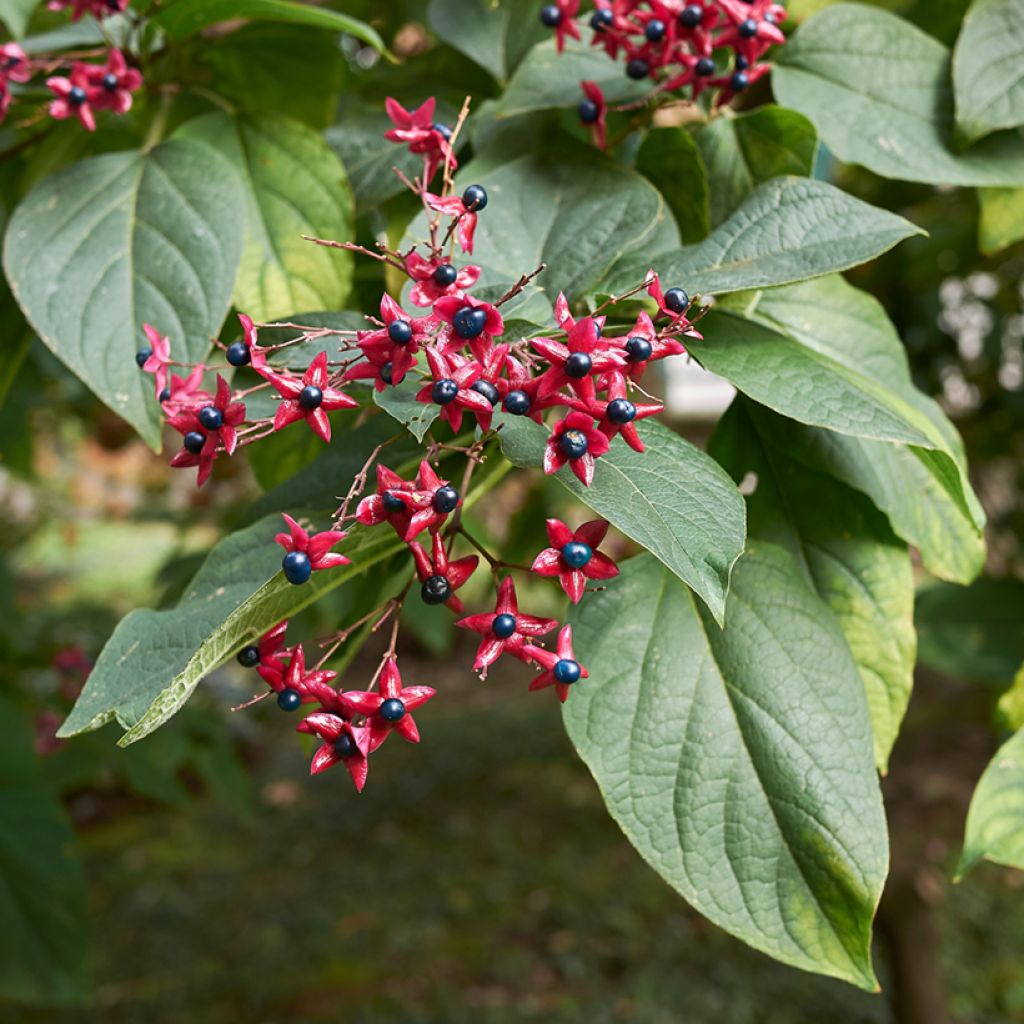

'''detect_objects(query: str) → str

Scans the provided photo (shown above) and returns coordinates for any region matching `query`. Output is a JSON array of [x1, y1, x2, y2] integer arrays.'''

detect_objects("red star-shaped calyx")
[[335, 658, 436, 751], [531, 518, 619, 603], [524, 624, 589, 703], [274, 514, 350, 571], [264, 351, 358, 442], [298, 713, 373, 791], [409, 532, 479, 613]]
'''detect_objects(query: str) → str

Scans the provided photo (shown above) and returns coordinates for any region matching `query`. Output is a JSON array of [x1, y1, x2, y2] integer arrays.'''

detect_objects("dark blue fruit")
[[388, 320, 413, 345], [277, 688, 303, 711], [299, 385, 323, 410], [553, 658, 581, 684], [183, 431, 206, 455], [236, 645, 260, 668], [462, 184, 488, 211], [136, 347, 152, 367], [731, 71, 749, 92], [383, 492, 407, 513], [579, 99, 600, 124], [739, 17, 758, 37], [664, 287, 689, 313], [226, 341, 251, 366], [431, 379, 459, 405], [492, 613, 517, 639], [679, 4, 703, 28], [561, 542, 592, 569], [590, 9, 613, 30], [283, 551, 312, 585], [565, 352, 593, 378], [645, 18, 666, 42], [334, 732, 359, 758], [607, 398, 637, 424], [453, 306, 488, 339], [626, 58, 650, 79], [503, 390, 531, 415], [198, 405, 223, 431], [540, 4, 561, 27], [625, 336, 653, 362], [696, 56, 715, 76], [559, 430, 589, 459], [433, 263, 458, 286], [379, 698, 406, 722], [422, 575, 452, 605], [432, 485, 459, 513], [471, 380, 499, 406], [68, 86, 87, 107]]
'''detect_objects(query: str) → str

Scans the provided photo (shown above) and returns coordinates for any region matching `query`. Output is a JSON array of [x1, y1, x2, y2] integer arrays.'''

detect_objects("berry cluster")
[[140, 95, 703, 790], [539, 0, 785, 147]]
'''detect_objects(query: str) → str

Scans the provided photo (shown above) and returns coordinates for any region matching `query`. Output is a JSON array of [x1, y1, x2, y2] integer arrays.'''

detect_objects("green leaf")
[[959, 725, 1024, 877], [0, 0, 38, 37], [636, 127, 710, 243], [997, 663, 1024, 732], [774, 3, 1024, 186], [497, 414, 745, 625], [497, 29, 648, 117], [177, 113, 353, 323], [428, 0, 545, 83], [915, 577, 1024, 684], [564, 548, 887, 989], [0, 696, 88, 1005], [607, 177, 922, 298], [152, 0, 392, 56], [710, 400, 914, 773], [695, 106, 818, 227], [373, 375, 438, 442], [953, 0, 1024, 144], [2, 140, 245, 448], [978, 187, 1024, 254], [404, 138, 679, 300]]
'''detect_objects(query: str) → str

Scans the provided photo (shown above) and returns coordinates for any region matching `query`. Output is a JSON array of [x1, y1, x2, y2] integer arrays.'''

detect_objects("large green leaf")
[[2, 139, 245, 448], [959, 726, 1024, 876], [497, 414, 745, 625], [564, 548, 888, 989], [636, 127, 710, 243], [0, 697, 88, 1005], [404, 139, 679, 300], [915, 578, 1024, 684], [710, 400, 914, 772], [373, 375, 439, 442], [178, 113, 353, 322], [695, 106, 818, 227], [953, 0, 1024, 144], [978, 187, 1024, 254], [774, 3, 1024, 186], [0, 0, 38, 37], [606, 177, 921, 297], [428, 0, 545, 84], [152, 0, 391, 55]]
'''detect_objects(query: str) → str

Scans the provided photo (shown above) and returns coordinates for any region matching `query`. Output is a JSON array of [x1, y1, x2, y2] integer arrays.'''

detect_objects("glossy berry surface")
[[565, 352, 593, 378], [226, 340, 251, 366], [561, 541, 593, 569], [381, 362, 394, 385], [379, 698, 407, 722], [277, 688, 303, 711], [645, 18, 666, 41], [452, 306, 487, 339], [696, 56, 715, 76], [158, 388, 171, 403], [607, 398, 637, 424], [664, 287, 689, 313], [382, 492, 407, 512], [432, 485, 460, 513], [102, 72, 119, 91], [471, 380, 500, 406], [183, 431, 206, 455], [553, 658, 582, 684], [735, 54, 750, 71], [236, 645, 260, 668], [739, 17, 758, 37], [388, 320, 413, 345], [590, 9, 613, 29], [579, 99, 600, 124], [432, 122, 452, 140], [462, 184, 488, 211], [625, 336, 653, 362], [136, 347, 152, 367], [559, 430, 589, 459], [731, 71, 749, 92], [282, 551, 312, 585], [422, 575, 452, 605], [334, 732, 359, 758], [433, 263, 458, 286], [503, 390, 531, 415], [68, 86, 87, 107], [431, 379, 459, 405], [679, 4, 703, 27], [540, 4, 561, 27], [198, 405, 223, 430], [299, 385, 323, 410], [626, 58, 650, 80], [492, 613, 517, 639]]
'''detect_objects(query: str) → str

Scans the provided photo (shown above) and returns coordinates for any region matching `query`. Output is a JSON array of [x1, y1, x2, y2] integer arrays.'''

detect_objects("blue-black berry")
[[559, 429, 589, 459], [431, 379, 459, 405], [565, 352, 593, 378], [645, 18, 666, 42], [553, 658, 582, 684], [696, 56, 715, 76], [590, 9, 613, 30], [462, 184, 488, 211], [433, 122, 453, 140], [471, 379, 500, 406], [383, 491, 407, 513], [579, 99, 600, 124], [198, 405, 223, 431], [625, 336, 653, 362], [226, 340, 251, 366], [277, 688, 303, 711], [381, 362, 394, 386], [679, 4, 703, 28], [334, 732, 359, 758], [540, 4, 561, 27], [136, 346, 152, 367], [379, 698, 406, 722], [68, 86, 87, 107], [159, 388, 171, 403], [433, 263, 458, 286], [102, 72, 119, 92], [236, 645, 260, 668], [664, 287, 689, 313], [626, 58, 649, 80], [503, 390, 531, 415], [453, 306, 487, 339], [283, 551, 312, 585], [183, 431, 206, 455], [730, 71, 749, 92], [422, 575, 452, 605], [739, 18, 758, 37], [607, 398, 637, 424], [432, 485, 459, 513], [492, 613, 517, 639], [735, 54, 750, 71], [388, 320, 413, 345], [299, 385, 323, 410], [561, 541, 592, 568]]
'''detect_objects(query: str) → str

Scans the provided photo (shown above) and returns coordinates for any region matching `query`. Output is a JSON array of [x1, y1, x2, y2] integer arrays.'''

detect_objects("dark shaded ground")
[[8, 653, 1024, 1024]]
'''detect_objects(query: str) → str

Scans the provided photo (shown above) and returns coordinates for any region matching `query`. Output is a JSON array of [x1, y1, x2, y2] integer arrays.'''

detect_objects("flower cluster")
[[539, 0, 786, 147], [142, 94, 704, 790]]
